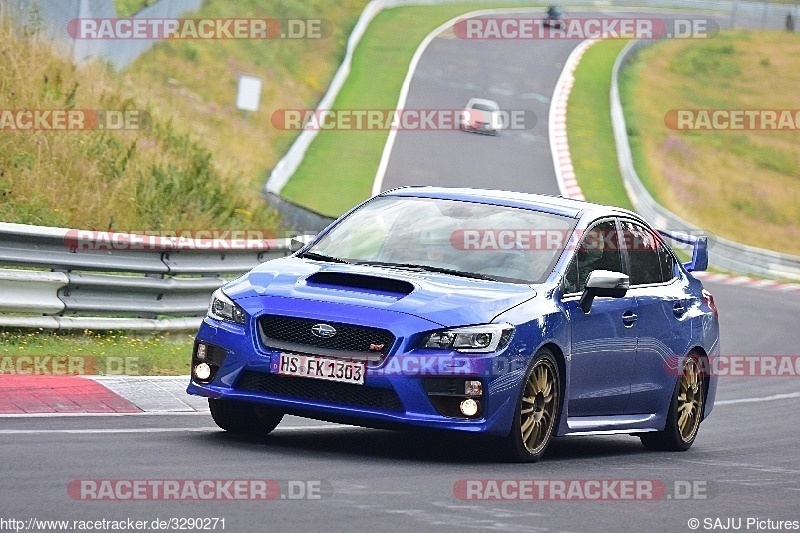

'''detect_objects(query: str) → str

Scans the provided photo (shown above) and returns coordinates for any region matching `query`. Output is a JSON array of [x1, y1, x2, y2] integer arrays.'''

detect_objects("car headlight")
[[207, 288, 246, 325], [421, 324, 514, 353]]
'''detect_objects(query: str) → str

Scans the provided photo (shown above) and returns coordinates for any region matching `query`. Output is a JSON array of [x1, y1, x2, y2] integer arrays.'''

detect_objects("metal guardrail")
[[3, 1, 798, 332], [0, 222, 291, 330], [610, 40, 800, 282]]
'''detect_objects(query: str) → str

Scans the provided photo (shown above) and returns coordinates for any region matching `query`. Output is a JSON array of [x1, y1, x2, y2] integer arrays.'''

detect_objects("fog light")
[[196, 343, 207, 360], [193, 362, 212, 381], [460, 398, 479, 417], [464, 380, 482, 396]]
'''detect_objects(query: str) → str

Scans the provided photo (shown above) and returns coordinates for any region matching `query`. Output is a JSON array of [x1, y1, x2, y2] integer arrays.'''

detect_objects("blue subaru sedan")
[[187, 187, 719, 462]]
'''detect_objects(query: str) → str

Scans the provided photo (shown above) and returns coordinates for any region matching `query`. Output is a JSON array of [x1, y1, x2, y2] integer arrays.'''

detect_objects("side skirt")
[[560, 413, 663, 436]]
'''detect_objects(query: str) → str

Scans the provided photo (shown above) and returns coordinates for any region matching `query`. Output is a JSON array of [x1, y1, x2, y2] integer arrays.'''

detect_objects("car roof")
[[382, 186, 641, 220], [466, 98, 499, 108]]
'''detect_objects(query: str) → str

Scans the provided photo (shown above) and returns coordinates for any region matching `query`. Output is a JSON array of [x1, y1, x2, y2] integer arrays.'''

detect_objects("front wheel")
[[640, 352, 705, 451], [209, 399, 284, 437], [502, 349, 561, 462]]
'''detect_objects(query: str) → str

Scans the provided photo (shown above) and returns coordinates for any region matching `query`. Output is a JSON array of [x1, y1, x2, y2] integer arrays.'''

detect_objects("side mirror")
[[579, 270, 630, 313], [290, 234, 316, 253]]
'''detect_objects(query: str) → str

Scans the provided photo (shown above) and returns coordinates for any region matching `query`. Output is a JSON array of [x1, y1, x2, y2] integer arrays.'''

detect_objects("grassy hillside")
[[620, 31, 800, 255], [1, 0, 366, 230]]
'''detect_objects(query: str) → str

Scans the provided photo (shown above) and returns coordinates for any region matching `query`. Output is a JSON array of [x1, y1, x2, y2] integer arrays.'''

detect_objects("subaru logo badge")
[[311, 323, 337, 338]]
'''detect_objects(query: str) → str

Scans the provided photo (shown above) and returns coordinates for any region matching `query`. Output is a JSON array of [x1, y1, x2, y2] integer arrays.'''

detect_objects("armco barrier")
[[0, 222, 291, 330], [610, 40, 800, 281], [2, 1, 798, 333]]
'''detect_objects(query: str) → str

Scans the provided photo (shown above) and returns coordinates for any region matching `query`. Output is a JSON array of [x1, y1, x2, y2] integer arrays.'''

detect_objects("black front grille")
[[258, 315, 395, 359], [236, 370, 404, 412], [421, 377, 463, 396]]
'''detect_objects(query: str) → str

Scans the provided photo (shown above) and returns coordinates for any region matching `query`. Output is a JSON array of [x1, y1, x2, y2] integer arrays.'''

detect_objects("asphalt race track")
[[379, 26, 571, 194], [3, 8, 799, 533]]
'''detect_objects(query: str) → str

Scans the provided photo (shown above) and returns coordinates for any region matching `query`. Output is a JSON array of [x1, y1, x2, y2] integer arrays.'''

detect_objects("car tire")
[[502, 348, 561, 462], [640, 352, 705, 451], [209, 398, 284, 437]]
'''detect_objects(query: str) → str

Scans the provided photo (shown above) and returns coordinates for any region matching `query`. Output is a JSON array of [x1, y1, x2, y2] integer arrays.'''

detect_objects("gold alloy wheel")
[[520, 358, 559, 454], [677, 357, 704, 442]]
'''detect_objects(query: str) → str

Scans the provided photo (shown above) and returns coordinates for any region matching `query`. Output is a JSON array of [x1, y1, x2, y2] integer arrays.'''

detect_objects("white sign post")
[[236, 75, 262, 119]]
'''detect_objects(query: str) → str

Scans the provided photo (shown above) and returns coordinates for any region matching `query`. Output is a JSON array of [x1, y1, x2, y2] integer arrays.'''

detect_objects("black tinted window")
[[657, 239, 677, 281], [563, 220, 624, 294], [620, 221, 663, 285]]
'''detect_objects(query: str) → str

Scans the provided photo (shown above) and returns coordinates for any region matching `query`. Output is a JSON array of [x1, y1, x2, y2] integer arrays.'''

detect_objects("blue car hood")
[[223, 257, 537, 327]]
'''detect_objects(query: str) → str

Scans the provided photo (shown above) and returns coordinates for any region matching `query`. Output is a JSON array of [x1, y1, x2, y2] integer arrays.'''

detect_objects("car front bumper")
[[187, 317, 528, 436]]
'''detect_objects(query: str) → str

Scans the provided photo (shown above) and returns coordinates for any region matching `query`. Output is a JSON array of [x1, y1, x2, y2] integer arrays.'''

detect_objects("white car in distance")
[[460, 98, 502, 135]]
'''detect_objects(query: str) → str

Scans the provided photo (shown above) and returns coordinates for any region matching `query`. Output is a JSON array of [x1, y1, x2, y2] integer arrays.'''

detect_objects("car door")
[[619, 219, 689, 415], [560, 219, 638, 417]]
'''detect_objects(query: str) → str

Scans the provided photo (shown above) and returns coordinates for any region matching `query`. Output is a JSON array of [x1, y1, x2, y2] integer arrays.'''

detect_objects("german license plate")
[[276, 353, 365, 385]]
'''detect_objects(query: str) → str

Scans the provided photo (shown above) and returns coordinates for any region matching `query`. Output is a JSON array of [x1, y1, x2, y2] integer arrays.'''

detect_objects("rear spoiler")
[[657, 230, 708, 272]]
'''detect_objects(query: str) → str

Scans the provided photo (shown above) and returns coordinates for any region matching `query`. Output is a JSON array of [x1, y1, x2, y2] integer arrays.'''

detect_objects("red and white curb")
[[549, 37, 603, 202], [693, 272, 800, 293], [0, 375, 207, 416], [92, 376, 208, 413]]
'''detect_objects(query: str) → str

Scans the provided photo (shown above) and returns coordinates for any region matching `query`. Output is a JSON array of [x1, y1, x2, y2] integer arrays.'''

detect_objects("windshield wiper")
[[300, 252, 351, 264], [355, 260, 497, 281]]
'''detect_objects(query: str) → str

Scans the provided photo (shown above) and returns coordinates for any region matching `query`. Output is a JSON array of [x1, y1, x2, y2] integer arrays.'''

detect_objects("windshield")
[[471, 103, 496, 112], [303, 196, 576, 284]]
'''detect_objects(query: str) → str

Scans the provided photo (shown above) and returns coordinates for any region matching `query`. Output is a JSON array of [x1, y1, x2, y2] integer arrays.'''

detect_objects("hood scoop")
[[304, 271, 414, 297]]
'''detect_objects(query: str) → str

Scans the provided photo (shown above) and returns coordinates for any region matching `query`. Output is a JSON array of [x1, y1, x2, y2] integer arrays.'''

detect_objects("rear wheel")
[[640, 352, 705, 451], [502, 349, 561, 462], [209, 399, 284, 437]]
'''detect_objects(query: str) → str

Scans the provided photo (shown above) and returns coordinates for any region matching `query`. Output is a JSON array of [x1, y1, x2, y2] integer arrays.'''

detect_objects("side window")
[[657, 239, 677, 282], [620, 220, 664, 285], [563, 220, 624, 294]]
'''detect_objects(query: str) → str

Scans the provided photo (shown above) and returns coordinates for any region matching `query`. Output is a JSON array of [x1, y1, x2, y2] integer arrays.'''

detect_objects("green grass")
[[618, 31, 800, 255], [113, 0, 151, 18], [0, 329, 194, 375], [0, 19, 280, 231], [280, 3, 541, 217], [1, 1, 367, 230], [566, 39, 633, 211]]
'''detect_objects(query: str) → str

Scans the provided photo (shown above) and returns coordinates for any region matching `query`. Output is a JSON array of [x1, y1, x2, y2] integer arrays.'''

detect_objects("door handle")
[[622, 310, 638, 326], [673, 303, 686, 317]]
